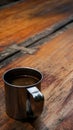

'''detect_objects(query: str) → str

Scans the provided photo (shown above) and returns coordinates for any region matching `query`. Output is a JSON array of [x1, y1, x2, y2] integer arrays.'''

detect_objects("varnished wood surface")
[[0, 26, 73, 129], [0, 0, 73, 52]]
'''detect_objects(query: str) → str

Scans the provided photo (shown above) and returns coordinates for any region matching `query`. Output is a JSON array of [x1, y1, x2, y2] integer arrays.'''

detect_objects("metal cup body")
[[3, 67, 44, 120]]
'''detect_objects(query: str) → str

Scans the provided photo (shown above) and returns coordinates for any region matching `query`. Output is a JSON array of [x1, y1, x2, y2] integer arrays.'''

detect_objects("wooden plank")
[[0, 0, 73, 52], [0, 27, 73, 129]]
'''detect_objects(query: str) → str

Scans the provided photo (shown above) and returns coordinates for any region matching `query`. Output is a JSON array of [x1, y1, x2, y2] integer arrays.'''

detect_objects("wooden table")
[[0, 0, 73, 52], [0, 0, 73, 130]]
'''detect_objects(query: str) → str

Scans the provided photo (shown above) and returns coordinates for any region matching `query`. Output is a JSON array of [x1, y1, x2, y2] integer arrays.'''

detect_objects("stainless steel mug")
[[3, 67, 44, 121]]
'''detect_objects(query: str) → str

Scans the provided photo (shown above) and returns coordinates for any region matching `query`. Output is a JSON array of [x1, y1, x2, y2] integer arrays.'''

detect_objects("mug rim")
[[3, 67, 43, 88]]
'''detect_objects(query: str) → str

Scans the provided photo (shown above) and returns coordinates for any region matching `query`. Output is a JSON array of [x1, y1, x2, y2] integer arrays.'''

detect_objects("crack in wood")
[[0, 45, 36, 63], [0, 47, 20, 62], [10, 45, 36, 54]]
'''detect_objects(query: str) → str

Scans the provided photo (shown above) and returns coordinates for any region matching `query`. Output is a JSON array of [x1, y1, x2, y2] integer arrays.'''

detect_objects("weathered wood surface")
[[0, 0, 73, 52], [0, 26, 73, 129]]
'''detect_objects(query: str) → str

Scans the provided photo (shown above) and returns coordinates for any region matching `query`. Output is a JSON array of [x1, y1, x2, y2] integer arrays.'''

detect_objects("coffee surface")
[[11, 75, 38, 86]]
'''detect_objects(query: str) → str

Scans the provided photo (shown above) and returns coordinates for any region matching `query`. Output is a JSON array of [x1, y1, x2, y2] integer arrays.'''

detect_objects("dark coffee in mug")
[[11, 75, 39, 86]]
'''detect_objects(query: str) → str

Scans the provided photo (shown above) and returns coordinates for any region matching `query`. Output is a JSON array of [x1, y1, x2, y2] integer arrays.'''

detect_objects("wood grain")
[[0, 0, 73, 51], [0, 26, 73, 129]]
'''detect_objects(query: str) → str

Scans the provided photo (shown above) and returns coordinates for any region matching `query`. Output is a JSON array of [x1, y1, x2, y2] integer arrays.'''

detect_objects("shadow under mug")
[[3, 67, 44, 121]]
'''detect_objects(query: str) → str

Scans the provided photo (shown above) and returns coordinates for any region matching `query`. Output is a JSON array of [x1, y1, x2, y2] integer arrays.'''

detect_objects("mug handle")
[[26, 86, 44, 118]]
